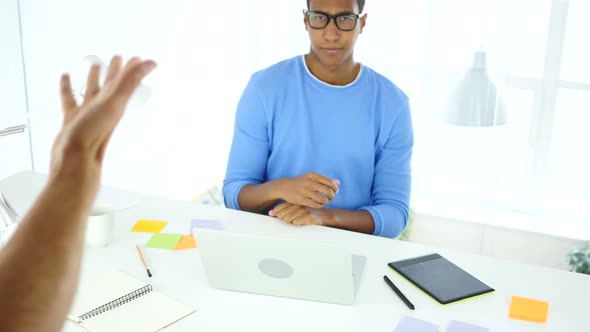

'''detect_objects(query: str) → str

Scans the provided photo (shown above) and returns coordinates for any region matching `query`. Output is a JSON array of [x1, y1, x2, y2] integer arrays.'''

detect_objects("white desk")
[[1, 171, 588, 331]]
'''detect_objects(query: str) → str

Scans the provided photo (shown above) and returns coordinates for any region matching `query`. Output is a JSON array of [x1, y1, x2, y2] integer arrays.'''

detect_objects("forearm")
[[237, 180, 284, 213], [0, 168, 99, 332], [321, 208, 375, 235]]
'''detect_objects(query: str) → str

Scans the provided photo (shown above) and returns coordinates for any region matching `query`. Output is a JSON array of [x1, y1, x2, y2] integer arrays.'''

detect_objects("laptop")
[[193, 228, 366, 305]]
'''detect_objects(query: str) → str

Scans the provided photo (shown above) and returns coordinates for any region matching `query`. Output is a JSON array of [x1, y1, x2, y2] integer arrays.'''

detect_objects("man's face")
[[305, 0, 366, 68]]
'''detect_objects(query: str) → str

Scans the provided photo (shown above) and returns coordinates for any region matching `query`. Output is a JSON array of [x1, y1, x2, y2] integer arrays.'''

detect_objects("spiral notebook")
[[68, 270, 195, 332]]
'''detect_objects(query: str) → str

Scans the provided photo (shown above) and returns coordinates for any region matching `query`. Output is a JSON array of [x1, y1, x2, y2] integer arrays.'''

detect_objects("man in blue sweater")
[[223, 0, 413, 238]]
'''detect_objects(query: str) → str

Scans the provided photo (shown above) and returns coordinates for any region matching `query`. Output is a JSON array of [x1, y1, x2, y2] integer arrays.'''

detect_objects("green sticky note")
[[145, 233, 183, 250]]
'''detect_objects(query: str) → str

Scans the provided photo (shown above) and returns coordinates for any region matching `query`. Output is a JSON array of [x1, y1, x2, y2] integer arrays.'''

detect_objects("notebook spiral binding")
[[78, 284, 153, 322]]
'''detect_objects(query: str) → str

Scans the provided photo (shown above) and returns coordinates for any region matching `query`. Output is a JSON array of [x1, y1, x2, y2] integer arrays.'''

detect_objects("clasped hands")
[[269, 172, 340, 226]]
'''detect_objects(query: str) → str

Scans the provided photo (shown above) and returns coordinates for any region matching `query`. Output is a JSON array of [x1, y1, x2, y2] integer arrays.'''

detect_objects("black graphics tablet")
[[388, 253, 494, 305]]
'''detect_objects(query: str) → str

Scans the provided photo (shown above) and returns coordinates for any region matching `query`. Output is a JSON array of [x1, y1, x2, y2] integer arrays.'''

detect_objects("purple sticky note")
[[191, 219, 223, 233], [393, 316, 439, 332], [446, 320, 489, 332]]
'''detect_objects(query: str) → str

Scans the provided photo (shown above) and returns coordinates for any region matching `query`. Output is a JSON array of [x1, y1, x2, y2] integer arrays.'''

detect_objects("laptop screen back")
[[194, 229, 364, 305]]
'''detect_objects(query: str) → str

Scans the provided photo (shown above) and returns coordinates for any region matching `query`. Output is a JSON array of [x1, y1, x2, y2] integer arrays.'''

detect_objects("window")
[[360, 0, 590, 223]]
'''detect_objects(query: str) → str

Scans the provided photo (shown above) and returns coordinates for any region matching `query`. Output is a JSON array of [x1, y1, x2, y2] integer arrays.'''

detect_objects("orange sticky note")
[[175, 235, 197, 250], [131, 220, 168, 233], [509, 296, 549, 323]]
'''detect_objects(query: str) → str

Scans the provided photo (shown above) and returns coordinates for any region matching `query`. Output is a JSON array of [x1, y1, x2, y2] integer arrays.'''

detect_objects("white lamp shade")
[[443, 51, 507, 127]]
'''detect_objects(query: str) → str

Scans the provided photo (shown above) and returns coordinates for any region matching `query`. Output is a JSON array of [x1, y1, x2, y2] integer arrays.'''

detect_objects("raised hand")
[[50, 56, 156, 182]]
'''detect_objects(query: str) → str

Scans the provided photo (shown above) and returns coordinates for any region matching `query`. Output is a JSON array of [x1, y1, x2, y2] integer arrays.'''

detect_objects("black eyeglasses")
[[304, 10, 361, 32]]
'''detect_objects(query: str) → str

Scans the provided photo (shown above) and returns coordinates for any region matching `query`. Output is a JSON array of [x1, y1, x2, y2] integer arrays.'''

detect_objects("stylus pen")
[[383, 275, 414, 310]]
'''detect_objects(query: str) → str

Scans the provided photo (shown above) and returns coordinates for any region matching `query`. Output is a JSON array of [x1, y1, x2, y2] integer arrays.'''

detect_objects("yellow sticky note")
[[175, 235, 197, 250], [509, 296, 549, 323], [131, 220, 168, 233]]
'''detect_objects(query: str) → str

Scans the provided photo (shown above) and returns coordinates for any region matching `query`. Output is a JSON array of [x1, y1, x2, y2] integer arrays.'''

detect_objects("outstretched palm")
[[50, 56, 156, 179]]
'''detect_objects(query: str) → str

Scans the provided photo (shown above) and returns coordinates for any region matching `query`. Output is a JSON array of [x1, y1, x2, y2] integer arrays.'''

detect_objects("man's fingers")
[[319, 178, 339, 193], [333, 180, 340, 193], [310, 183, 335, 201], [304, 198, 324, 209], [272, 202, 291, 215], [83, 64, 101, 100], [104, 55, 123, 85], [307, 191, 329, 206], [123, 56, 143, 69], [308, 173, 339, 193], [291, 214, 307, 225], [275, 203, 298, 219], [59, 74, 77, 123], [278, 205, 302, 222], [112, 59, 156, 103], [65, 58, 154, 154]]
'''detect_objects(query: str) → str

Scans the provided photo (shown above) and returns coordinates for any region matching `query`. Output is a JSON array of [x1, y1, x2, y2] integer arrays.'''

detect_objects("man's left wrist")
[[318, 208, 336, 227]]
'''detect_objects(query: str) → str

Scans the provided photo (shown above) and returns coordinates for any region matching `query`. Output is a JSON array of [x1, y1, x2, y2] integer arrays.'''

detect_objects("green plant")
[[398, 209, 414, 241], [567, 242, 590, 275]]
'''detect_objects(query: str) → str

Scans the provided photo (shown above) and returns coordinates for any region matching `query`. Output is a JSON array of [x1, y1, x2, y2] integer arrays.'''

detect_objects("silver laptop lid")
[[194, 229, 364, 305]]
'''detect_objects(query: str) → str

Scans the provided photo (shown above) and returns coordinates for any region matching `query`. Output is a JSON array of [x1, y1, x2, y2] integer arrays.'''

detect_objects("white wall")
[[0, 0, 32, 179], [15, 0, 309, 200], [19, 0, 232, 199], [407, 213, 585, 270]]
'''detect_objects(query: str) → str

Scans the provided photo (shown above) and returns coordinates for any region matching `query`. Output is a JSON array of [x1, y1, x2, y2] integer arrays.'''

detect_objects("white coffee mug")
[[85, 205, 115, 247]]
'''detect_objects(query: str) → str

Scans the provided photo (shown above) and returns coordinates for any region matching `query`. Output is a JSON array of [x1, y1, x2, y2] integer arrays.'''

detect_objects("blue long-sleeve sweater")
[[223, 56, 413, 238]]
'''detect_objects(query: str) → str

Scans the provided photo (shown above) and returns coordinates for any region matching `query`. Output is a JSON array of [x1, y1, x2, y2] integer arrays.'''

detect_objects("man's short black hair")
[[306, 0, 366, 13]]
